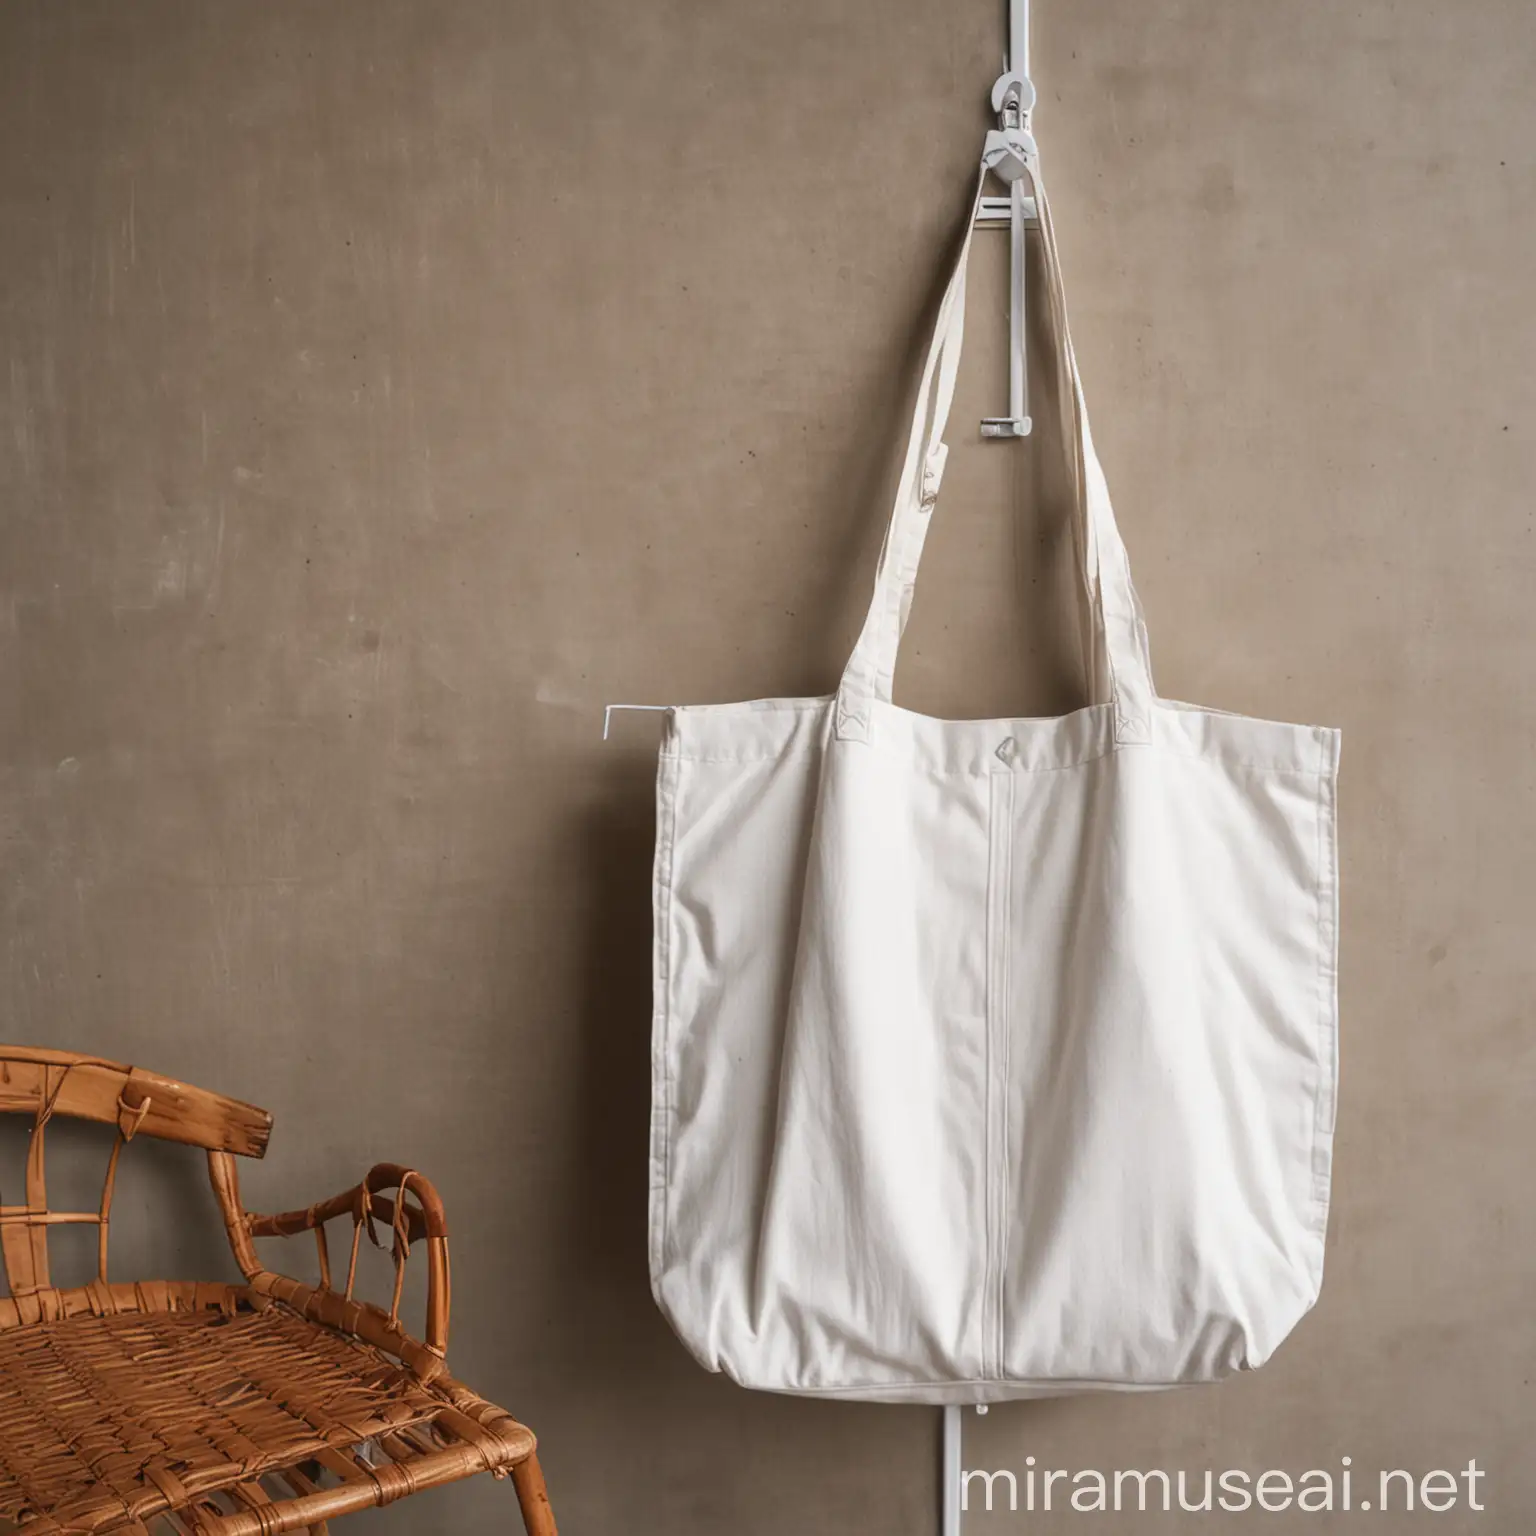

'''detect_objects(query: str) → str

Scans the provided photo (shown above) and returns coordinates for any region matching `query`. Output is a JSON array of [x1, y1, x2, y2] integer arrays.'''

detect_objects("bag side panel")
[[1000, 727, 1341, 1385], [649, 734, 823, 1373]]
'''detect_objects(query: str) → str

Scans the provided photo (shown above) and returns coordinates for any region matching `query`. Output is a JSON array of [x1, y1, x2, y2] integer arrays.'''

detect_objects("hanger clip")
[[979, 52, 1037, 439], [984, 69, 1037, 184]]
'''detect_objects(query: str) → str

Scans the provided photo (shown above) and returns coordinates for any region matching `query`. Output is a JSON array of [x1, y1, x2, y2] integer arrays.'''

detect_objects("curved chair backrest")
[[0, 1046, 271, 1298]]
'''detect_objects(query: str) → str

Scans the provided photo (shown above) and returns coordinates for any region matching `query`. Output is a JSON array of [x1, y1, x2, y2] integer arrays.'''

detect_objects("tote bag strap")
[[834, 145, 1157, 747]]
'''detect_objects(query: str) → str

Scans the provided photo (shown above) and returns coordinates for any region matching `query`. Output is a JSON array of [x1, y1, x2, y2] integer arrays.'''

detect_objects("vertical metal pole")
[[1009, 0, 1029, 432], [1010, 0, 1029, 77], [943, 1405, 962, 1536], [983, 0, 1033, 438], [1008, 0, 1031, 433]]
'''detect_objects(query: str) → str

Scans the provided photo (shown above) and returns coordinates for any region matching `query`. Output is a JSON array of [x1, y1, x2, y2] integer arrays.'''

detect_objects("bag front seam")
[[983, 768, 1015, 1381], [982, 775, 998, 1381], [997, 770, 1014, 1379]]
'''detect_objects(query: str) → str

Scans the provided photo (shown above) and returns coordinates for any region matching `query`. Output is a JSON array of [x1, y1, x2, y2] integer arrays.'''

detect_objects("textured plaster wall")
[[1, 2, 1533, 1531]]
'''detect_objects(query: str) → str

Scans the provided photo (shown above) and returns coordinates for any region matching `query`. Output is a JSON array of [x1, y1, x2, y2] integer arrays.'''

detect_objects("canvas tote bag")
[[648, 141, 1341, 1404]]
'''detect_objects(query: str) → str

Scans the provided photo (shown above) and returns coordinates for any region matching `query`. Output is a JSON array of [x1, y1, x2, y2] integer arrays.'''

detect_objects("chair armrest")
[[209, 1153, 453, 1359], [246, 1161, 448, 1245]]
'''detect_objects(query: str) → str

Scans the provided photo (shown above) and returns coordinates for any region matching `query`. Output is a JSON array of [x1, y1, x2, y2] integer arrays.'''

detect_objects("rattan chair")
[[0, 1048, 556, 1536]]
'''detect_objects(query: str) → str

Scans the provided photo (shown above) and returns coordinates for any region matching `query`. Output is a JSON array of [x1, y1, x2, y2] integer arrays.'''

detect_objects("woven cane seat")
[[0, 1051, 553, 1535], [0, 1291, 533, 1534]]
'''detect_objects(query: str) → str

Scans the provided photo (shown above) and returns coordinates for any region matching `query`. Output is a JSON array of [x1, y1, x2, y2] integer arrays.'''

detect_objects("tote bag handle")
[[834, 146, 1157, 747]]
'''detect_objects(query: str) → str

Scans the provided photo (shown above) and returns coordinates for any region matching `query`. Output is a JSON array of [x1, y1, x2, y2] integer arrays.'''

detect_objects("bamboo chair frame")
[[0, 1048, 556, 1536]]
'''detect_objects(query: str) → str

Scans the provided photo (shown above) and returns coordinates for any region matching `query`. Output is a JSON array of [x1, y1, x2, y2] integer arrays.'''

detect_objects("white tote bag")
[[648, 145, 1341, 1404]]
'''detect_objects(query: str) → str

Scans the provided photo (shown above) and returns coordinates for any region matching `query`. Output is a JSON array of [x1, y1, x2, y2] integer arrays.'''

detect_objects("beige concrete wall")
[[2, 1, 1532, 1531]]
